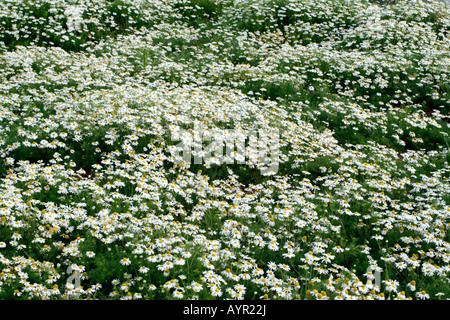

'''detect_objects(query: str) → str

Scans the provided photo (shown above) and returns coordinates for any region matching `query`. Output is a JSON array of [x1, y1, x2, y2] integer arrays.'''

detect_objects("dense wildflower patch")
[[0, 0, 449, 300]]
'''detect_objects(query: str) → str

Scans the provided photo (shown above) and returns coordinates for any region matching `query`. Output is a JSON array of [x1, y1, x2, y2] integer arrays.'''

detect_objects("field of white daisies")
[[0, 0, 449, 300]]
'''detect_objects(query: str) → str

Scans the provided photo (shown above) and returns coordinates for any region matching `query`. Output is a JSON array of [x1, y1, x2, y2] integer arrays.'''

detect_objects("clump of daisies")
[[0, 0, 449, 300]]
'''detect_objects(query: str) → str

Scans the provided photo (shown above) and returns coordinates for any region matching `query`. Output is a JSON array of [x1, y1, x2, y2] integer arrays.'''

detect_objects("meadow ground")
[[0, 0, 449, 300]]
